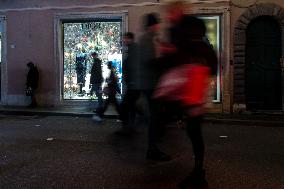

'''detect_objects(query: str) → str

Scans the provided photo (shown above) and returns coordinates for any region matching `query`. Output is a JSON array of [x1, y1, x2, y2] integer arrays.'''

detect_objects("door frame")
[[233, 3, 284, 113], [0, 15, 7, 105], [54, 11, 128, 105]]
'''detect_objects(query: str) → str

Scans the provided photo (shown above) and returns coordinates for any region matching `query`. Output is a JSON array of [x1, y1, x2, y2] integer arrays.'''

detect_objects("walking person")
[[26, 62, 39, 108], [174, 15, 217, 188], [158, 0, 188, 125], [138, 13, 171, 161], [92, 61, 121, 121], [116, 32, 141, 135], [89, 52, 103, 114]]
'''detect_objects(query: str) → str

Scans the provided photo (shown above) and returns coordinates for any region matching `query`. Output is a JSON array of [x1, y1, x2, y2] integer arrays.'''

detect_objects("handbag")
[[153, 64, 210, 106], [25, 87, 33, 96]]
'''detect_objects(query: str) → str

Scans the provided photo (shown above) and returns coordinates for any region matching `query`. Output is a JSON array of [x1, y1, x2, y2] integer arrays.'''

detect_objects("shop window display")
[[0, 30, 1, 63], [200, 16, 221, 102], [0, 21, 2, 101], [63, 21, 122, 100]]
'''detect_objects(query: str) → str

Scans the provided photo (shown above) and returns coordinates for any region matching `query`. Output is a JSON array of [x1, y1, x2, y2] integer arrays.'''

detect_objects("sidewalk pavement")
[[1, 105, 284, 127]]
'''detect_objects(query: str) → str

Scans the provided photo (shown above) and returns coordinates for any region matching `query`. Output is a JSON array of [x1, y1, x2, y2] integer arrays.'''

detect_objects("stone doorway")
[[233, 3, 284, 112], [246, 16, 282, 110]]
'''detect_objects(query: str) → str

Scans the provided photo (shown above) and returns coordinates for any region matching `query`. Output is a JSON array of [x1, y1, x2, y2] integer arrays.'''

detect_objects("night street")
[[1, 114, 284, 189]]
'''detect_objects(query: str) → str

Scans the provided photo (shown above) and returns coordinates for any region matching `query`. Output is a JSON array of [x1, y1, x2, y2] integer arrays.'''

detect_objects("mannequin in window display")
[[75, 53, 87, 96]]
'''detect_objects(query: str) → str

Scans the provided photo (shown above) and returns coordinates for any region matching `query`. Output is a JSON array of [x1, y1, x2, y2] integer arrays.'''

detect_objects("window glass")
[[200, 16, 221, 102], [63, 21, 122, 100], [0, 22, 2, 63]]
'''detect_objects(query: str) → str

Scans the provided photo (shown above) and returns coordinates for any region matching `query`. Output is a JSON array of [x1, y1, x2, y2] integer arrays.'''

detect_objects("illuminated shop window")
[[0, 20, 2, 101], [0, 21, 2, 63], [63, 20, 122, 100], [199, 16, 221, 102]]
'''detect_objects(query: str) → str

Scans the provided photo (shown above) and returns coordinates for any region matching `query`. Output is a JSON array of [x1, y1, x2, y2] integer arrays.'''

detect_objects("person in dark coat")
[[138, 13, 171, 161], [90, 52, 103, 112], [92, 61, 121, 122], [175, 15, 217, 189], [115, 32, 141, 135], [26, 62, 39, 108], [158, 1, 189, 125]]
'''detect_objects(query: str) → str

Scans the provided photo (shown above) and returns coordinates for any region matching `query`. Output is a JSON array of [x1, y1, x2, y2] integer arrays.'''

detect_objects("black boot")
[[178, 168, 208, 189]]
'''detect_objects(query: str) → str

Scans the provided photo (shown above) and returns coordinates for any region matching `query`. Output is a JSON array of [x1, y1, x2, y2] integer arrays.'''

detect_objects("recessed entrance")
[[245, 16, 282, 110]]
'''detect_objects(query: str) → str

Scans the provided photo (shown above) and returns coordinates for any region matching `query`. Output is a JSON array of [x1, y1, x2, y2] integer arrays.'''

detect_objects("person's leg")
[[98, 94, 111, 118], [144, 90, 171, 161], [179, 114, 207, 188], [91, 84, 105, 121], [30, 90, 37, 107], [186, 115, 204, 170], [95, 85, 103, 109], [115, 90, 141, 135], [144, 90, 158, 149], [92, 92, 108, 121], [108, 92, 119, 114], [123, 90, 141, 124], [128, 90, 141, 125], [119, 89, 131, 125]]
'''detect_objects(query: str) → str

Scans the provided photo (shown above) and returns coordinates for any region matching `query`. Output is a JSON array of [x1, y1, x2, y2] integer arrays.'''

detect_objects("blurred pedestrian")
[[116, 32, 141, 135], [26, 62, 39, 108], [174, 15, 217, 189], [160, 0, 187, 55], [90, 52, 103, 114], [92, 61, 121, 122], [139, 13, 171, 161], [155, 1, 191, 126]]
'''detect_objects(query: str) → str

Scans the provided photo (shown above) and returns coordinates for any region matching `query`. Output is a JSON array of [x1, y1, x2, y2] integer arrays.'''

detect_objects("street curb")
[[1, 109, 284, 127], [0, 109, 118, 118], [204, 118, 284, 127]]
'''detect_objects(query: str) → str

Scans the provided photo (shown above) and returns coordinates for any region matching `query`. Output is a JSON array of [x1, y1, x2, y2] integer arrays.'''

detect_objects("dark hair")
[[144, 13, 160, 29], [107, 61, 113, 68], [124, 32, 135, 40], [27, 62, 34, 67], [91, 52, 98, 56], [179, 15, 206, 40]]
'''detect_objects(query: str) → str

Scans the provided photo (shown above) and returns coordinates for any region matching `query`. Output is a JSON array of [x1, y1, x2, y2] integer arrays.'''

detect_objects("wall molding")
[[0, 1, 229, 13]]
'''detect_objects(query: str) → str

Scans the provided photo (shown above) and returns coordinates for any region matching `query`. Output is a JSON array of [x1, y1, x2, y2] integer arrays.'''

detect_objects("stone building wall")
[[231, 0, 284, 112]]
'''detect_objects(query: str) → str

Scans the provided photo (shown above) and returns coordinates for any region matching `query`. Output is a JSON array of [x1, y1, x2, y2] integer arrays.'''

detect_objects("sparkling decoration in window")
[[63, 21, 122, 100]]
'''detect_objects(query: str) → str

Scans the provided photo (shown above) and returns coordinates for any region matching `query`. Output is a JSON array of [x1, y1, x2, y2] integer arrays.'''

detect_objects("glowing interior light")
[[101, 40, 107, 47], [76, 43, 83, 49], [88, 41, 95, 48]]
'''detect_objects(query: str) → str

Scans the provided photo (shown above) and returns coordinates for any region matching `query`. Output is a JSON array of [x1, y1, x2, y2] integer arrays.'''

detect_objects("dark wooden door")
[[246, 16, 282, 110]]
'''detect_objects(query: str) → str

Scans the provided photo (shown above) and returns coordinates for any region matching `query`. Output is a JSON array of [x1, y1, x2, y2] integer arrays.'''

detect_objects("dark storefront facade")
[[3, 0, 283, 114]]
